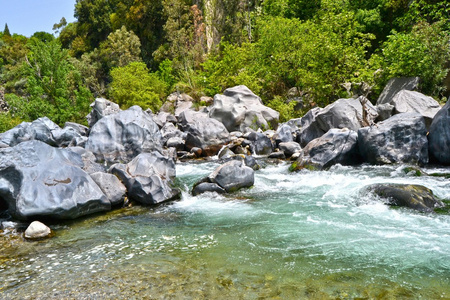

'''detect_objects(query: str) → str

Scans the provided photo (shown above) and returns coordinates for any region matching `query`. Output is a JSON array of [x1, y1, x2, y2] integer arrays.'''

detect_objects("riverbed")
[[1, 160, 449, 299]]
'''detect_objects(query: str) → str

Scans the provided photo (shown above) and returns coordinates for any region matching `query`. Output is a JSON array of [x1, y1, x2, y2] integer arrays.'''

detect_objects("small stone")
[[24, 221, 52, 239]]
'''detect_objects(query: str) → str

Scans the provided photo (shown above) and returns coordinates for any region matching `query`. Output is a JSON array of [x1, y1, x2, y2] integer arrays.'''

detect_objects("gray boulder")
[[428, 100, 450, 164], [192, 182, 226, 196], [278, 142, 301, 158], [0, 140, 110, 220], [193, 160, 254, 195], [246, 131, 273, 155], [160, 92, 194, 117], [0, 117, 60, 147], [86, 106, 163, 163], [90, 172, 127, 206], [24, 221, 52, 239], [376, 103, 394, 121], [274, 123, 294, 145], [292, 128, 360, 170], [358, 113, 428, 165], [390, 90, 441, 128], [110, 152, 180, 205], [86, 98, 121, 127], [67, 147, 106, 174], [298, 98, 377, 147], [178, 110, 230, 156], [376, 77, 420, 105], [209, 85, 279, 132], [366, 183, 444, 212]]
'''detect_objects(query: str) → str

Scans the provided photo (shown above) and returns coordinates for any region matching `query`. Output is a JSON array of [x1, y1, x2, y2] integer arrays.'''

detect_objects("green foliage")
[[3, 24, 11, 37], [0, 109, 23, 133], [374, 21, 450, 97], [266, 96, 301, 123], [99, 26, 142, 69], [31, 32, 55, 43], [109, 62, 166, 112]]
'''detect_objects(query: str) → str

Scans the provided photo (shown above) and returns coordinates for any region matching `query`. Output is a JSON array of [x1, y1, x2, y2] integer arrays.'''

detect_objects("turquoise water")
[[1, 161, 450, 299]]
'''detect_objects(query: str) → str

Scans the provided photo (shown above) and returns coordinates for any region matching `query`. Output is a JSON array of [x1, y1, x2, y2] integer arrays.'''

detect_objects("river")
[[1, 160, 449, 299]]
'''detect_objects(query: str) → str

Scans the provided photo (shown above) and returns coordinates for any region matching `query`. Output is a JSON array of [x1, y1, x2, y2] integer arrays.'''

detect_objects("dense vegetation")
[[0, 0, 449, 128]]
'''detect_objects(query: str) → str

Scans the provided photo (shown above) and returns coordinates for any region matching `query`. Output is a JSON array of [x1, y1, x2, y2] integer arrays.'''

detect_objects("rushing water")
[[1, 160, 450, 299]]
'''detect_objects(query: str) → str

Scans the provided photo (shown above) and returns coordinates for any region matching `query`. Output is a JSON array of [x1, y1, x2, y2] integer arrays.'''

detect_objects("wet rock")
[[90, 172, 127, 206], [428, 100, 450, 164], [246, 131, 273, 155], [358, 113, 428, 165], [178, 110, 230, 156], [0, 140, 110, 220], [268, 151, 286, 159], [209, 85, 279, 132], [192, 182, 226, 196], [110, 152, 180, 205], [298, 98, 377, 147], [278, 142, 301, 158], [292, 128, 360, 171], [244, 155, 260, 170], [86, 98, 121, 127], [86, 106, 163, 163], [366, 183, 444, 212], [24, 221, 52, 239], [376, 77, 420, 105]]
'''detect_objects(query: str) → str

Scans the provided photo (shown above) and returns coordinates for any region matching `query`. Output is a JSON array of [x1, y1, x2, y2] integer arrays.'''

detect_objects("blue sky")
[[0, 0, 77, 37]]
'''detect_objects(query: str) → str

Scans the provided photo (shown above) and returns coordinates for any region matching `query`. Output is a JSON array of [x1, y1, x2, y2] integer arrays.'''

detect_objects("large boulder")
[[376, 77, 420, 105], [246, 131, 273, 155], [209, 85, 279, 132], [193, 160, 254, 195], [90, 172, 127, 206], [85, 106, 163, 163], [298, 97, 377, 147], [110, 152, 180, 205], [274, 123, 294, 145], [358, 113, 428, 165], [387, 90, 441, 127], [0, 141, 110, 220], [86, 98, 121, 127], [428, 100, 450, 164], [291, 128, 360, 170], [0, 117, 60, 147], [365, 183, 444, 212], [178, 110, 230, 156]]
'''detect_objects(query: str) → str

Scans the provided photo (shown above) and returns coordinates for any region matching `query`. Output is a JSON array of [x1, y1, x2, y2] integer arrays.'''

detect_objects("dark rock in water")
[[244, 155, 260, 170], [278, 142, 301, 158], [24, 221, 52, 240], [268, 151, 286, 159], [366, 183, 444, 212], [428, 100, 450, 164], [90, 172, 127, 206], [110, 152, 180, 205], [291, 128, 360, 171], [86, 106, 163, 163], [358, 113, 428, 165], [178, 110, 230, 156], [192, 182, 226, 196], [209, 85, 279, 132], [247, 131, 273, 155], [298, 98, 377, 147], [86, 98, 121, 128], [192, 160, 254, 195], [274, 124, 294, 145], [376, 77, 420, 105], [0, 140, 110, 220]]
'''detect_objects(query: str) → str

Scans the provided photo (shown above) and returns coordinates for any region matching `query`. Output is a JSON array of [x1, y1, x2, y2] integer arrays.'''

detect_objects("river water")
[[1, 160, 450, 299]]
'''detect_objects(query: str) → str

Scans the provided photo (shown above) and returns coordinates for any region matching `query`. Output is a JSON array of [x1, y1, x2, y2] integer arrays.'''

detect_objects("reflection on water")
[[1, 161, 450, 299]]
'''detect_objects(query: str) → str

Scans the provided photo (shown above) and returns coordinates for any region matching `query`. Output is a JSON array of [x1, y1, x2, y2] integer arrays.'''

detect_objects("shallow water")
[[1, 161, 450, 299]]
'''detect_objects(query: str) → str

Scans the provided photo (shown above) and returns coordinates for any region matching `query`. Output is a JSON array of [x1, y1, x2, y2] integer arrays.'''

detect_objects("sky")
[[0, 0, 77, 37]]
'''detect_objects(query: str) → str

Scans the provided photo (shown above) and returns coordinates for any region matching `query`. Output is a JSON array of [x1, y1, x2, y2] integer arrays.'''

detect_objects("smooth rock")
[[366, 183, 444, 212], [429, 100, 450, 164], [90, 172, 127, 206], [0, 140, 110, 220], [86, 106, 163, 163], [192, 182, 226, 196], [86, 98, 121, 127], [209, 85, 279, 132], [208, 160, 255, 192], [376, 77, 420, 105], [278, 142, 301, 158], [24, 221, 52, 239], [110, 152, 180, 205], [247, 131, 273, 155], [358, 113, 428, 165]]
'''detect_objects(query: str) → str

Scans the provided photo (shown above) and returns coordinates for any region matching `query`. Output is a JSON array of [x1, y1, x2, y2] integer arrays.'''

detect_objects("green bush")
[[109, 61, 166, 112]]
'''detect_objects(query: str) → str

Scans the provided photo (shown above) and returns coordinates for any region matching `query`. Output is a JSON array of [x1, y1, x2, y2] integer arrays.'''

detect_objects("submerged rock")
[[366, 183, 444, 212], [24, 221, 52, 240], [0, 140, 110, 220]]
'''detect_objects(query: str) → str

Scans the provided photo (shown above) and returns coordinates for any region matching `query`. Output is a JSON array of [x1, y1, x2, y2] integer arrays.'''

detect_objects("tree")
[[109, 61, 166, 112], [3, 23, 11, 37], [53, 17, 68, 35]]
